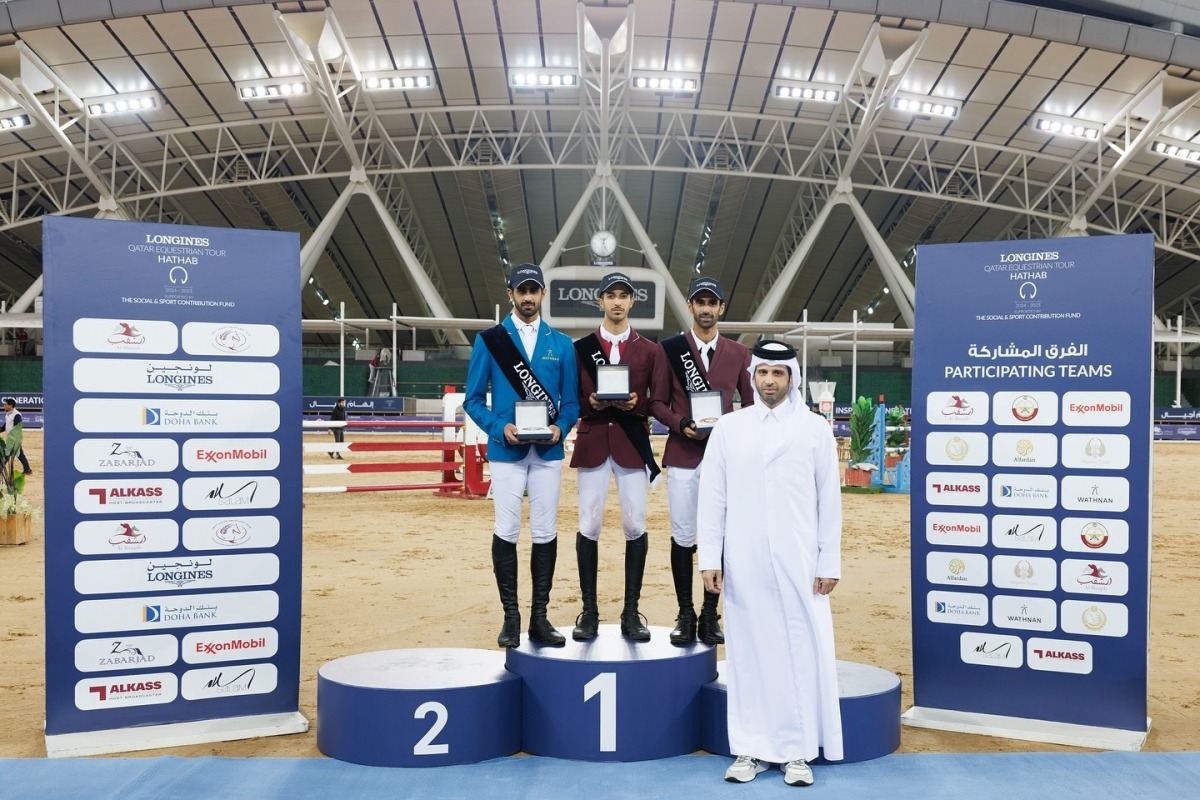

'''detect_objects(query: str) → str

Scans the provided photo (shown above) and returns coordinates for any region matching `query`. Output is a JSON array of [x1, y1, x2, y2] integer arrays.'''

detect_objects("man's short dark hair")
[[1, 397, 15, 407]]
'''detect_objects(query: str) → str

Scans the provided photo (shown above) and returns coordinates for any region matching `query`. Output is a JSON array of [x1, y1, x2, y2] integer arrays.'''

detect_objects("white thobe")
[[697, 396, 844, 763]]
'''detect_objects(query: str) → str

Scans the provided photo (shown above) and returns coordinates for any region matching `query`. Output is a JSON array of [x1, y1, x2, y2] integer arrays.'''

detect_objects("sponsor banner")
[[1062, 391, 1131, 427], [925, 512, 988, 548], [991, 554, 1058, 592], [74, 590, 280, 634], [182, 515, 281, 551], [45, 218, 302, 740], [911, 234, 1151, 732], [0, 392, 44, 407], [73, 438, 179, 474], [73, 358, 279, 395], [925, 391, 989, 426], [182, 438, 281, 472], [182, 321, 281, 358], [75, 672, 179, 710], [74, 398, 280, 434], [990, 513, 1057, 551], [925, 431, 988, 467], [1027, 638, 1093, 675], [926, 551, 988, 587], [1061, 559, 1129, 597], [181, 662, 278, 701], [73, 479, 179, 515], [1060, 475, 1129, 513], [74, 635, 179, 673], [1060, 433, 1130, 470], [74, 519, 180, 555], [181, 476, 281, 511], [927, 591, 989, 626], [992, 595, 1057, 631], [1060, 600, 1129, 638], [1060, 517, 1128, 555], [991, 473, 1057, 509], [991, 391, 1059, 427], [925, 471, 988, 507], [73, 318, 179, 355], [990, 432, 1058, 469], [74, 554, 280, 595], [960, 632, 1023, 669], [182, 626, 279, 664]]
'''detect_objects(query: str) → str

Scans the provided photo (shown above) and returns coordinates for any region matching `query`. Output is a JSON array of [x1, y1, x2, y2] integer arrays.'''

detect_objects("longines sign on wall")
[[542, 266, 666, 332]]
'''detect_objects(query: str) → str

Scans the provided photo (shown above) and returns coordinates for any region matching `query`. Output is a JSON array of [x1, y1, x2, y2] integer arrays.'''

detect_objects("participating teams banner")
[[909, 234, 1152, 735], [43, 217, 304, 750]]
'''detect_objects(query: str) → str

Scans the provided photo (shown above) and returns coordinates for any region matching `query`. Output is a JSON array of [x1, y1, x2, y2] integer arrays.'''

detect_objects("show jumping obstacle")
[[302, 393, 489, 498]]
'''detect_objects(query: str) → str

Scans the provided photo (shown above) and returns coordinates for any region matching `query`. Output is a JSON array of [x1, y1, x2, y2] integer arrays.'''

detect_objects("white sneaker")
[[724, 755, 769, 783], [783, 759, 814, 787]]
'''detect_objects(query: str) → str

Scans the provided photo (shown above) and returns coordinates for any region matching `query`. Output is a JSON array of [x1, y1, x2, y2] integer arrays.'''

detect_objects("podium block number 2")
[[413, 701, 450, 755], [583, 672, 617, 752]]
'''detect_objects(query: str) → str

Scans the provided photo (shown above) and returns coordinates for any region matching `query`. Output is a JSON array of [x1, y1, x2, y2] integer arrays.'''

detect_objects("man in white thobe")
[[698, 339, 843, 787]]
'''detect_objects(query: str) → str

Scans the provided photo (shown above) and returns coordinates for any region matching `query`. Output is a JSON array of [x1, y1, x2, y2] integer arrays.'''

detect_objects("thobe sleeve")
[[813, 418, 842, 579], [696, 420, 729, 572]]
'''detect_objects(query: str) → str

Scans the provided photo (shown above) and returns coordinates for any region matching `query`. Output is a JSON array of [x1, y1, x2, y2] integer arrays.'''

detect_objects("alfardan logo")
[[108, 322, 146, 346]]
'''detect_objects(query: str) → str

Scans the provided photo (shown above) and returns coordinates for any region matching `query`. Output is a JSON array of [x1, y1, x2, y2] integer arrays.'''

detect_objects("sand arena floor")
[[1, 431, 1196, 757]]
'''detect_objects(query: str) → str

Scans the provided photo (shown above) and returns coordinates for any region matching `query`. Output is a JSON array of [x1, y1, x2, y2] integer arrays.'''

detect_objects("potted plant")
[[0, 421, 33, 545], [845, 396, 877, 487]]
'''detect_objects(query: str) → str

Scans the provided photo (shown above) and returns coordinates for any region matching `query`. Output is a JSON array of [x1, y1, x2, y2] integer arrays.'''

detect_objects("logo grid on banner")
[[909, 234, 1151, 736], [43, 216, 302, 747]]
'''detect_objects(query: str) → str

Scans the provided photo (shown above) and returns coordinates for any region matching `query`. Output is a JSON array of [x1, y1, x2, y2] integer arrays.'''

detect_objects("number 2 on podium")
[[583, 672, 617, 752], [413, 700, 450, 755]]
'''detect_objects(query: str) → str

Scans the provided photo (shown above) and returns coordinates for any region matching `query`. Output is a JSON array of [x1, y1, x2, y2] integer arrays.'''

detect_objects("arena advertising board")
[[42, 216, 304, 752], [541, 265, 665, 332], [909, 234, 1151, 738]]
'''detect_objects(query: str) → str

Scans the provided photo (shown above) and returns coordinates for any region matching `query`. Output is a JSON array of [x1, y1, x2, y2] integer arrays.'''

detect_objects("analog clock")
[[589, 229, 617, 258]]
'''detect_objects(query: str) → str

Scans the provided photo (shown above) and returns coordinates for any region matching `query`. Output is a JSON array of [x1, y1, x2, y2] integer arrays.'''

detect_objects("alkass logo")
[[89, 486, 163, 505], [75, 672, 177, 709], [88, 680, 163, 702], [1027, 637, 1093, 674]]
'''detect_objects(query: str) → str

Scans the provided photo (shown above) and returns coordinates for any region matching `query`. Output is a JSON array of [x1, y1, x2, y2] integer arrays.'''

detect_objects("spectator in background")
[[329, 398, 346, 460], [1, 397, 32, 475], [14, 328, 28, 356]]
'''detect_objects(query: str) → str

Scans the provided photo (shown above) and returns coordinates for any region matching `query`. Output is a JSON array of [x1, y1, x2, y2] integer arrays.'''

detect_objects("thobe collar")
[[752, 395, 793, 423]]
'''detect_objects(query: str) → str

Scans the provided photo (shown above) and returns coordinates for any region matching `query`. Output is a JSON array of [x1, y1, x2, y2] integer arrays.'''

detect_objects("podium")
[[317, 639, 899, 767], [505, 625, 717, 761]]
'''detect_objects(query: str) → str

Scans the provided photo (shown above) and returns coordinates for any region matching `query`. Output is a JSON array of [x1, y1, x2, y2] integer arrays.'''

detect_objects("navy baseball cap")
[[507, 263, 545, 289], [688, 277, 724, 301], [598, 271, 635, 294]]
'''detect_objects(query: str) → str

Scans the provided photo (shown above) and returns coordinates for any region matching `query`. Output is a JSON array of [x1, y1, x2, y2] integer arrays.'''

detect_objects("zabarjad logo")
[[108, 322, 145, 346], [1011, 395, 1039, 422], [212, 326, 251, 353]]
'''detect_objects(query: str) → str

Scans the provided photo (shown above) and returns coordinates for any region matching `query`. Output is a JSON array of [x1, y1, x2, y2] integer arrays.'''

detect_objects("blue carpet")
[[1, 752, 1198, 800]]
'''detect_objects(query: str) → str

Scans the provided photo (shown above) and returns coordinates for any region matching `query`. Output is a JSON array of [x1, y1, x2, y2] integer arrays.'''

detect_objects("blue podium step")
[[506, 625, 717, 761], [317, 648, 520, 767], [701, 660, 901, 763]]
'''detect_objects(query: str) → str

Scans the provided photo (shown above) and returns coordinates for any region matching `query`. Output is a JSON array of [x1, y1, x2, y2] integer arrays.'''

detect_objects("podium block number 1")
[[413, 701, 450, 755], [583, 672, 617, 752]]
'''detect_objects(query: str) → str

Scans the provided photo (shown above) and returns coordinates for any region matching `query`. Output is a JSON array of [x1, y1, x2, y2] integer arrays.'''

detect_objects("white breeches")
[[666, 465, 701, 547], [489, 451, 562, 544], [577, 457, 647, 541]]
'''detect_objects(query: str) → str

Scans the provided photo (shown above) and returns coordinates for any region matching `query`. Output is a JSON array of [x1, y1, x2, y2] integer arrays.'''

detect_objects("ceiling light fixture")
[[236, 80, 310, 101], [772, 81, 840, 103], [1151, 138, 1200, 163], [84, 93, 159, 117], [1032, 113, 1100, 141], [362, 71, 435, 91], [631, 72, 700, 93], [510, 70, 579, 89], [0, 112, 31, 130], [892, 92, 959, 119]]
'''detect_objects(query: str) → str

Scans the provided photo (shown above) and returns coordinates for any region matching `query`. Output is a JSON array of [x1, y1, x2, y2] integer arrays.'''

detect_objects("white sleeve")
[[813, 418, 842, 579], [696, 421, 729, 572]]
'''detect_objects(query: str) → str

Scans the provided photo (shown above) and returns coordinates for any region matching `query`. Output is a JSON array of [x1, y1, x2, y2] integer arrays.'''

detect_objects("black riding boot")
[[698, 588, 725, 645], [620, 534, 651, 642], [528, 539, 566, 646], [668, 540, 697, 645], [572, 533, 600, 641], [492, 535, 521, 648]]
